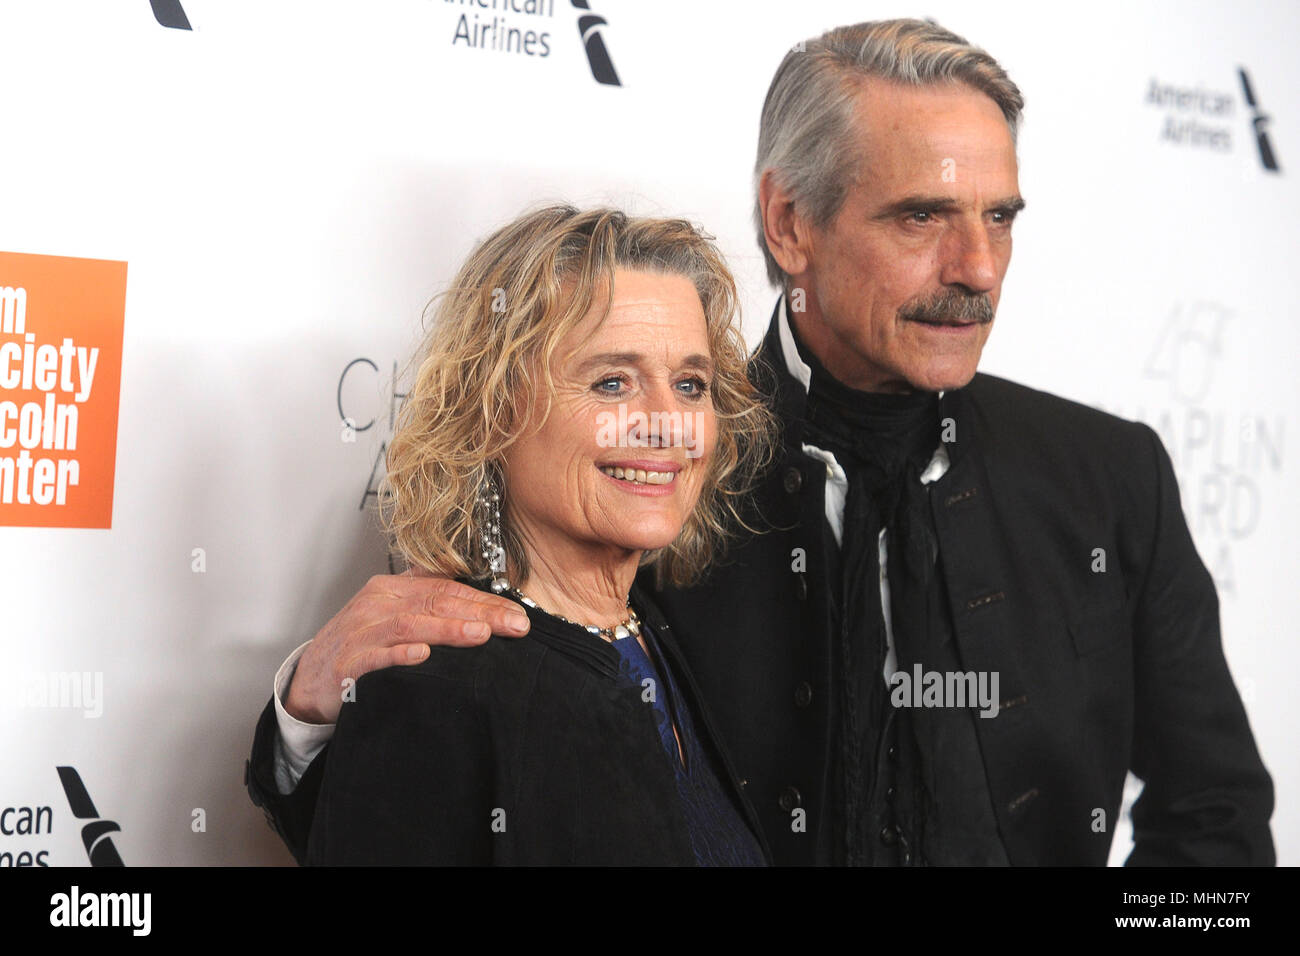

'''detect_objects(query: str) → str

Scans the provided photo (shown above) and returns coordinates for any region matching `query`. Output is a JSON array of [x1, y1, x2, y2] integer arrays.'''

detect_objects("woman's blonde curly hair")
[[380, 204, 776, 589]]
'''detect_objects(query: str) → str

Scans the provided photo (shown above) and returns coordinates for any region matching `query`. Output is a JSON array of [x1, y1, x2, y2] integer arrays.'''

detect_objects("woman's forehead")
[[560, 271, 710, 362]]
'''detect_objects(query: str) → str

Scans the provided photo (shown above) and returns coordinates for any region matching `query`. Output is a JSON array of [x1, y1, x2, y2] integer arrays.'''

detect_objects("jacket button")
[[887, 745, 898, 762], [794, 572, 808, 600], [783, 466, 803, 494], [794, 682, 813, 708], [879, 825, 898, 846], [778, 786, 803, 812]]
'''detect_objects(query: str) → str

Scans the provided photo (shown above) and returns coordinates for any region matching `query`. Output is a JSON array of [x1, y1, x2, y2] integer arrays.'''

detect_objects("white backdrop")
[[1, 0, 1295, 866]]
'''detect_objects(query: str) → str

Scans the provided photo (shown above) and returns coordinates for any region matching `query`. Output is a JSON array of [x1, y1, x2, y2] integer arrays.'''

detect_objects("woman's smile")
[[597, 459, 682, 494]]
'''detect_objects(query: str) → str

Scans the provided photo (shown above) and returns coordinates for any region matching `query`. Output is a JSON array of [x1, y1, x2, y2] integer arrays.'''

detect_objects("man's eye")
[[908, 211, 933, 224]]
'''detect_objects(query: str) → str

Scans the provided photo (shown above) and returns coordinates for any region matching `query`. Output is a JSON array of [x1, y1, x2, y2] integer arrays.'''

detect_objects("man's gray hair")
[[754, 19, 1025, 287]]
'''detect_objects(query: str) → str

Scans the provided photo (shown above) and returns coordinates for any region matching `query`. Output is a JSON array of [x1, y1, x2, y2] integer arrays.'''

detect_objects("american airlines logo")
[[572, 0, 620, 86], [57, 766, 125, 866], [1238, 67, 1281, 173], [149, 0, 621, 87], [148, 0, 190, 31]]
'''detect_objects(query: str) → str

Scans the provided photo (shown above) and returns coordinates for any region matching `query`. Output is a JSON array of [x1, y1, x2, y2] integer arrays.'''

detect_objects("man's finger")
[[386, 612, 497, 648], [349, 642, 433, 681], [482, 598, 530, 636], [383, 577, 529, 635], [396, 589, 529, 637]]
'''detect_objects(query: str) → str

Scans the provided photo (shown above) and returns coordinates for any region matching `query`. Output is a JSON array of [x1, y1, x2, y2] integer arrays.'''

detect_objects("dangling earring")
[[477, 473, 509, 593]]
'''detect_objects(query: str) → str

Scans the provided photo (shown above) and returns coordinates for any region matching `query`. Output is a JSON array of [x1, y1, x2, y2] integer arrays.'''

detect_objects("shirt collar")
[[776, 295, 813, 393]]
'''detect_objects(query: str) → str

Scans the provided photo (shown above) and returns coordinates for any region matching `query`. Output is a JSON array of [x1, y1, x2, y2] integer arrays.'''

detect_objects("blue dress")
[[609, 621, 766, 866]]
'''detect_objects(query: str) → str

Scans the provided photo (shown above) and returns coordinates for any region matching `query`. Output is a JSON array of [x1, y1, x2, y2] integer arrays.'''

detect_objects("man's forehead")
[[846, 77, 1018, 189], [849, 75, 1011, 130]]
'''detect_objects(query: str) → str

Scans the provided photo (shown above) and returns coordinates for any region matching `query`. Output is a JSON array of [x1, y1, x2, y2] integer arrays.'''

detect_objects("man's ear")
[[758, 169, 813, 278]]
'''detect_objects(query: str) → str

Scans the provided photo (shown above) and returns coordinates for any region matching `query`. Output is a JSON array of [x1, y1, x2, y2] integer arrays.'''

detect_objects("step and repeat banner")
[[1, 0, 1295, 866]]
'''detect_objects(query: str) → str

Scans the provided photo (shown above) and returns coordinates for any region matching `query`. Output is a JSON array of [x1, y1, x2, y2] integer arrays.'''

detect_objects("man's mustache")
[[899, 289, 995, 324]]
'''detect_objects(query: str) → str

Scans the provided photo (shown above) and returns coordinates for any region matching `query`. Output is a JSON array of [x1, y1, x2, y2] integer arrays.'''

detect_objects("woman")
[[305, 204, 777, 865]]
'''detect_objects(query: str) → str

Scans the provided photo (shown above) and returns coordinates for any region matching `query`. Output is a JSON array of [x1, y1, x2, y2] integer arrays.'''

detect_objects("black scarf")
[[791, 325, 941, 865]]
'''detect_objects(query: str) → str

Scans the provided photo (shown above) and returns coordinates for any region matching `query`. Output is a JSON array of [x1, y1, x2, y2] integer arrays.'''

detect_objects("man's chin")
[[902, 361, 980, 393], [931, 374, 978, 393]]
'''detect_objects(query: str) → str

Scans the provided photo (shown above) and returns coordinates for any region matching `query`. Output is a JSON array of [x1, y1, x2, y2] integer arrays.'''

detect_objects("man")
[[246, 19, 1274, 865]]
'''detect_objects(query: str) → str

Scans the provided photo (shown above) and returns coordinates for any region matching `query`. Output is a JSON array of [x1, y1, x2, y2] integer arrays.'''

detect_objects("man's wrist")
[[272, 641, 335, 794]]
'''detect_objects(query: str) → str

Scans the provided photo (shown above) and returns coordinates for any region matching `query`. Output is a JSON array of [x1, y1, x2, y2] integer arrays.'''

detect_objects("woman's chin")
[[604, 522, 684, 555]]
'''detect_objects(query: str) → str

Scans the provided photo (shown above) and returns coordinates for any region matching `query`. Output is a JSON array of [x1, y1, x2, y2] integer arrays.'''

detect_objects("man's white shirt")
[[270, 298, 949, 794]]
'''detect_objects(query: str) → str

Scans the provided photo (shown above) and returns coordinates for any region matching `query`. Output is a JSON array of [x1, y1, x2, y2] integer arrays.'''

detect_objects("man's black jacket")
[[247, 305, 1274, 866], [646, 307, 1273, 865]]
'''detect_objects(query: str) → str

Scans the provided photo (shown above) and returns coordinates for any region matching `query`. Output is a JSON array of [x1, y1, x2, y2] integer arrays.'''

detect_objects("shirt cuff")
[[272, 640, 336, 795]]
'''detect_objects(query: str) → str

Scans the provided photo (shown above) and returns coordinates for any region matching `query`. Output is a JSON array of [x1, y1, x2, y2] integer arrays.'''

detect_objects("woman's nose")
[[625, 385, 679, 448]]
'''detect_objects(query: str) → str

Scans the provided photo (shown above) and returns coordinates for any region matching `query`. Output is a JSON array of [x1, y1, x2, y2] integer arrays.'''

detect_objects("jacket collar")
[[479, 579, 696, 682], [754, 299, 815, 461], [628, 578, 776, 864], [465, 579, 622, 679]]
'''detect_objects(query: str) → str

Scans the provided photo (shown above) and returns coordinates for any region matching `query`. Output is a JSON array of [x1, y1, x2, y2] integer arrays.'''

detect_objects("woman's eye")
[[594, 377, 626, 394], [676, 377, 710, 398]]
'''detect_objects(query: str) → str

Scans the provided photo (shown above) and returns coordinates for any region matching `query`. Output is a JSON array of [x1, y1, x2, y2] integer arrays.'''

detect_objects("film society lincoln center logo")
[[0, 252, 127, 528]]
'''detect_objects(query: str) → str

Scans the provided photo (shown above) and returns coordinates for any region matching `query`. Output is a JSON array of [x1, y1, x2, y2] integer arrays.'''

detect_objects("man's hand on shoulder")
[[283, 572, 530, 725]]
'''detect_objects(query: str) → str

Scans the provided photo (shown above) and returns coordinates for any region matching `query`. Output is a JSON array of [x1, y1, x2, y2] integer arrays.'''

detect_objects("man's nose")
[[938, 220, 1000, 294]]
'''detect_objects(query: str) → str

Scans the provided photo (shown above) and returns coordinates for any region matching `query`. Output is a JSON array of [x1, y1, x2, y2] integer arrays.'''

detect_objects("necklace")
[[507, 587, 640, 642]]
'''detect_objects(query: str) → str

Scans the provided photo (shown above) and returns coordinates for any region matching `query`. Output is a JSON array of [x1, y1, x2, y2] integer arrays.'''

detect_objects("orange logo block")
[[0, 252, 127, 528]]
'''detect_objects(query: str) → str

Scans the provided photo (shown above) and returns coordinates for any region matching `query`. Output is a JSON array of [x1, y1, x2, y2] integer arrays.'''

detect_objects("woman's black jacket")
[[300, 582, 771, 865]]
